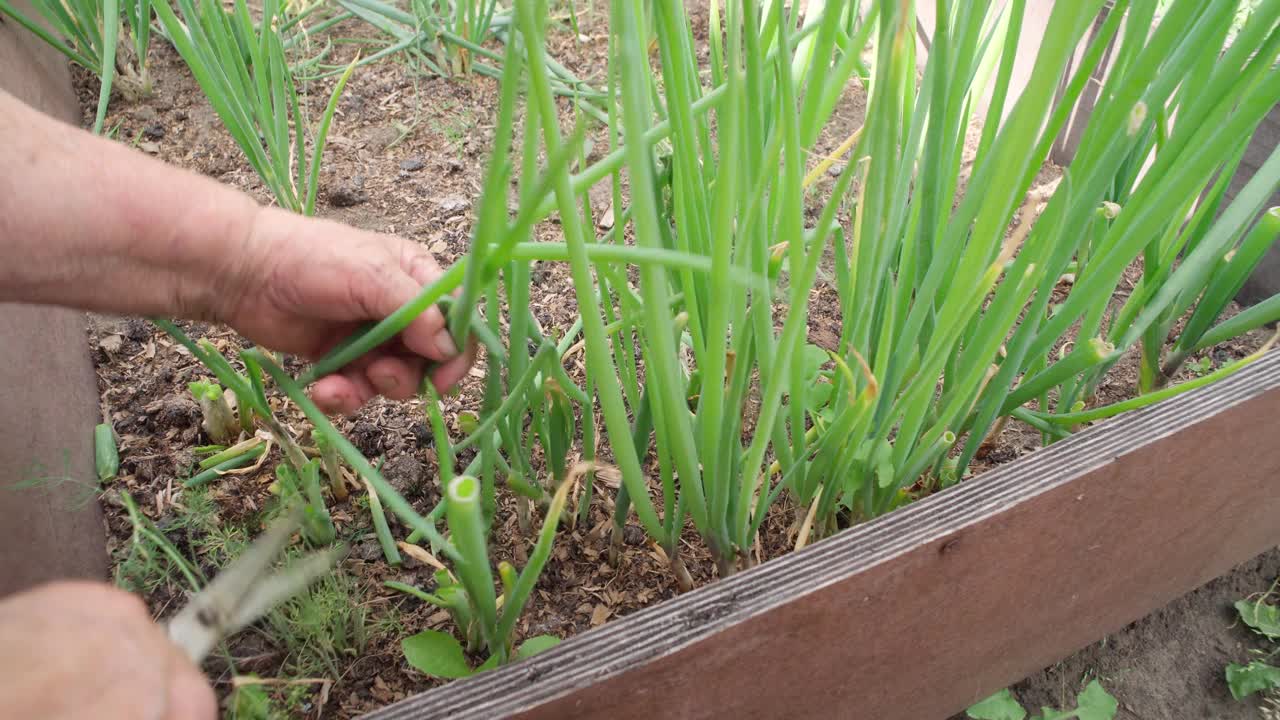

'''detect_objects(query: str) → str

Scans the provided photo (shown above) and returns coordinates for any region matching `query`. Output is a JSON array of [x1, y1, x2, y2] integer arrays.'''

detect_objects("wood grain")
[[366, 349, 1280, 720], [0, 3, 109, 597]]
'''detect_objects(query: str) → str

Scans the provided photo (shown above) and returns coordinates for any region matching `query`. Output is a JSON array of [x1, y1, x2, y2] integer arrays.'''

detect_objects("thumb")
[[358, 239, 457, 362], [163, 645, 217, 720]]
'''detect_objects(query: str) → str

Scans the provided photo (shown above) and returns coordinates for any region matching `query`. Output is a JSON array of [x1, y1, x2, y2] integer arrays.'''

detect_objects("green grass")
[[113, 489, 211, 595], [433, 105, 473, 147]]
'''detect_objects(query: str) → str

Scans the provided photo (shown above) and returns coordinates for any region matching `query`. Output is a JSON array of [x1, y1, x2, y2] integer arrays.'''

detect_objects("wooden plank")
[[365, 349, 1280, 720], [0, 4, 109, 597], [1232, 104, 1280, 305], [0, 1, 82, 124]]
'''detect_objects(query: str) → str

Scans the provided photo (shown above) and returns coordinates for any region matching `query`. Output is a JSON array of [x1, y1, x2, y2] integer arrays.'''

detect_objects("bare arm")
[[0, 89, 472, 413], [0, 87, 259, 317]]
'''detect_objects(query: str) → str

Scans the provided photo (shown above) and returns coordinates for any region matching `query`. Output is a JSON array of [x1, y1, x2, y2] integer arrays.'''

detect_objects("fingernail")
[[434, 330, 458, 357]]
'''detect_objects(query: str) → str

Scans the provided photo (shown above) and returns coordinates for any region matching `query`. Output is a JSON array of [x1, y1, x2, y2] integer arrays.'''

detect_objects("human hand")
[[0, 91, 472, 414], [0, 581, 216, 720], [214, 207, 475, 415]]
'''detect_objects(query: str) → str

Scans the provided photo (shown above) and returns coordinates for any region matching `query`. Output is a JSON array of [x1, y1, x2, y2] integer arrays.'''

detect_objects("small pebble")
[[400, 156, 425, 172], [352, 541, 384, 563], [434, 193, 470, 216]]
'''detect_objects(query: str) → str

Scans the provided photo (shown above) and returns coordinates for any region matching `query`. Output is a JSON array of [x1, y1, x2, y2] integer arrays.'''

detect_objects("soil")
[[1009, 548, 1280, 720], [65, 4, 1278, 720]]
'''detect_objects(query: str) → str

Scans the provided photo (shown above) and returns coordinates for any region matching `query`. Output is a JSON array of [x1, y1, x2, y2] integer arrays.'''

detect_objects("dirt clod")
[[350, 421, 384, 457], [146, 395, 200, 430], [125, 317, 151, 342], [352, 540, 385, 563], [383, 454, 426, 499], [623, 525, 645, 546], [361, 125, 400, 153], [327, 176, 368, 207], [409, 423, 432, 448]]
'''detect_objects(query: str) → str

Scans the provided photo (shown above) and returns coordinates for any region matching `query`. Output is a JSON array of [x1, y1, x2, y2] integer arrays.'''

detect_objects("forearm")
[[0, 88, 259, 320]]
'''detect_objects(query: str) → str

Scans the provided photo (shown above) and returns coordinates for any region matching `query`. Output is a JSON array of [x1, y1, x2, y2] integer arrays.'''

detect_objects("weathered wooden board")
[[366, 349, 1280, 720], [0, 3, 109, 597], [1233, 106, 1280, 305]]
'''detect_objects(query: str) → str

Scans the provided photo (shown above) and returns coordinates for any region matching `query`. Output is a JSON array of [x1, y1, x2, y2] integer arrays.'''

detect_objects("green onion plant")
[[325, 0, 607, 122], [154, 0, 1280, 661], [0, 0, 154, 132], [429, 0, 1277, 575], [363, 459, 402, 566], [409, 0, 501, 75], [188, 379, 241, 445], [312, 429, 347, 501], [95, 422, 119, 484], [153, 0, 356, 215], [392, 473, 570, 678], [186, 443, 266, 488]]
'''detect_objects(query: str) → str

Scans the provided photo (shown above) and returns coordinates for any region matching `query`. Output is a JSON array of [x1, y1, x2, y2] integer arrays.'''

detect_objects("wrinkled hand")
[[1, 89, 472, 415], [0, 582, 216, 720], [217, 207, 475, 415]]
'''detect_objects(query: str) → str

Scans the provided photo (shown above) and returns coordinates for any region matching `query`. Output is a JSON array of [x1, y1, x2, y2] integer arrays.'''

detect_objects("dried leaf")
[[590, 603, 611, 626], [398, 542, 449, 573]]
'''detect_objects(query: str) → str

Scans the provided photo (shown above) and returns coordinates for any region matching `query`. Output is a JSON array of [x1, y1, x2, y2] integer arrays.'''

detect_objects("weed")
[[113, 491, 206, 595], [1187, 356, 1215, 376], [968, 679, 1118, 720], [263, 570, 372, 678], [11, 449, 99, 512], [1226, 578, 1280, 700]]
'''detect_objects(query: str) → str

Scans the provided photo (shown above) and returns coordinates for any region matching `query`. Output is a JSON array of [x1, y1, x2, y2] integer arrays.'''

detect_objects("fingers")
[[367, 354, 427, 401], [311, 371, 374, 416], [305, 234, 475, 414], [310, 354, 424, 414], [164, 646, 218, 720], [3, 582, 217, 720], [372, 238, 459, 364], [427, 341, 478, 396], [369, 270, 457, 363]]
